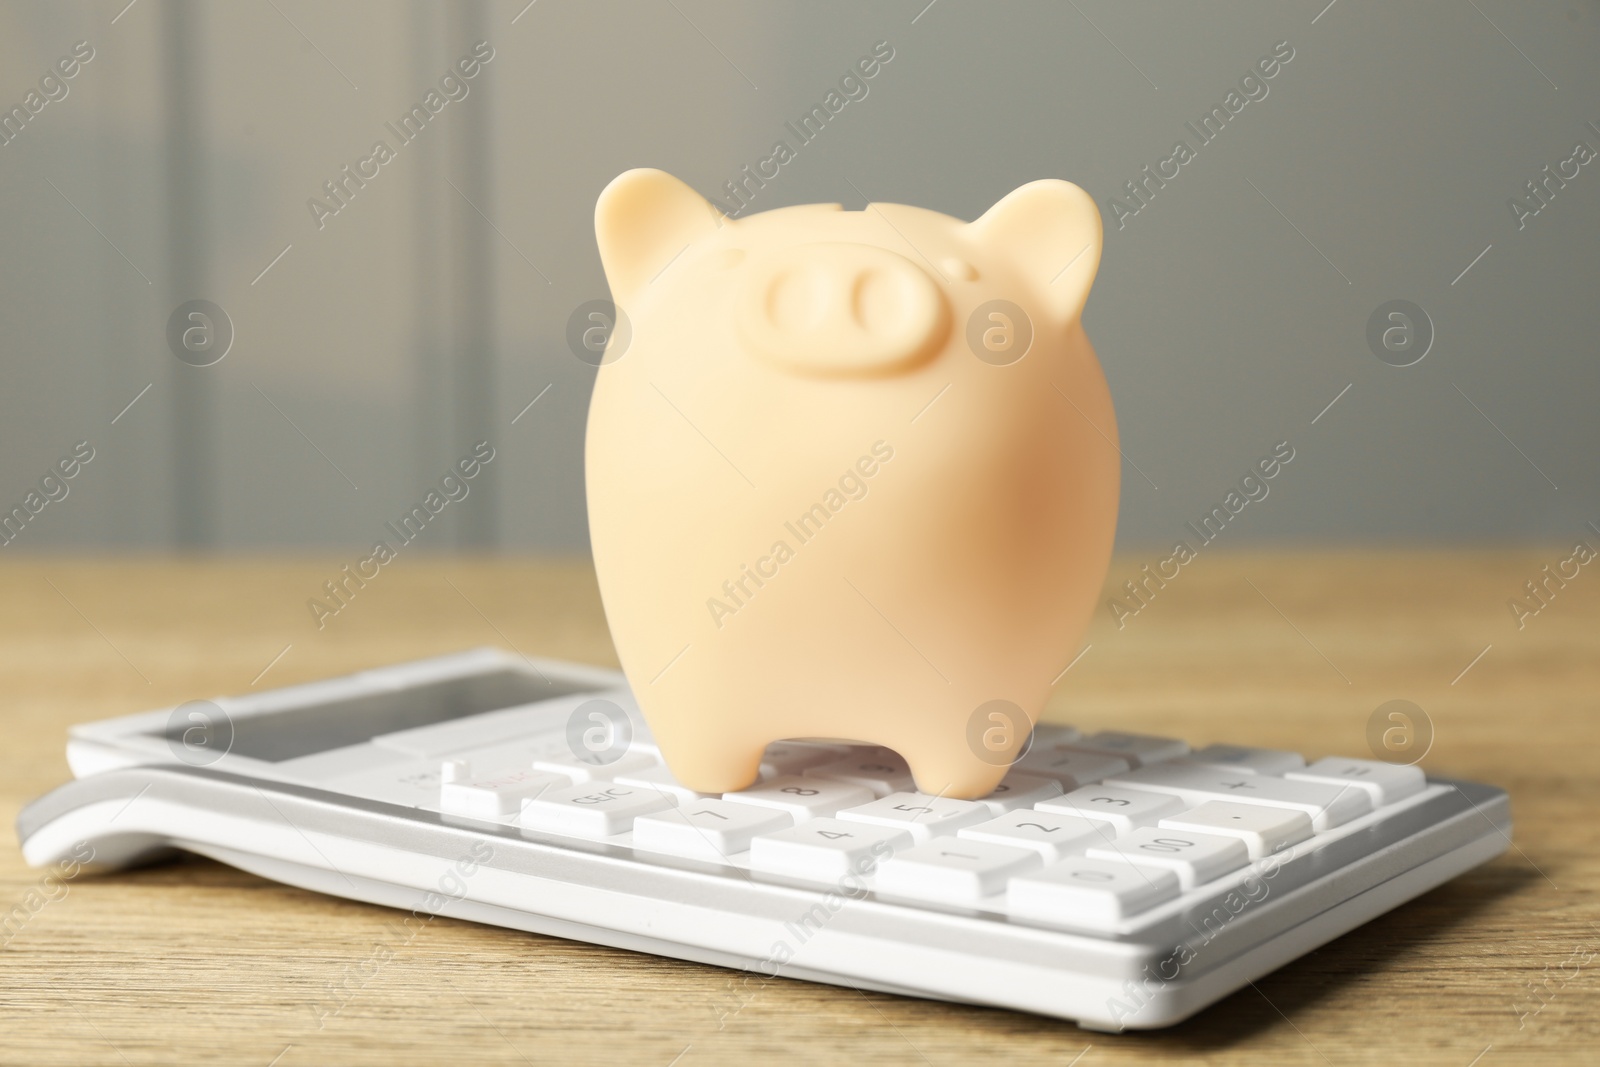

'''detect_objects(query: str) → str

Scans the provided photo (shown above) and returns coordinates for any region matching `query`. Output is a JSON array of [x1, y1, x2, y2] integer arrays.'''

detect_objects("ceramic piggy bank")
[[585, 168, 1118, 799]]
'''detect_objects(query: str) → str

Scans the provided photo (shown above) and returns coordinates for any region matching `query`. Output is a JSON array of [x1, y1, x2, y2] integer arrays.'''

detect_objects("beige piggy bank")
[[585, 168, 1118, 799]]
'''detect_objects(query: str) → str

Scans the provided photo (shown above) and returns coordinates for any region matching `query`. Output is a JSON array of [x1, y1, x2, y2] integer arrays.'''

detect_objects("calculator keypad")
[[333, 729, 1432, 933]]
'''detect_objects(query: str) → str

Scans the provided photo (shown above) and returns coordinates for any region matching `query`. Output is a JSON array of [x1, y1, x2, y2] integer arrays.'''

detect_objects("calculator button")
[[836, 793, 991, 843], [1085, 827, 1249, 889], [1028, 722, 1082, 748], [633, 799, 793, 862], [452, 734, 581, 776], [326, 761, 444, 807], [1104, 762, 1372, 830], [758, 741, 850, 774], [974, 772, 1063, 814], [531, 750, 656, 783], [722, 776, 875, 820], [439, 767, 567, 820], [1188, 744, 1306, 775], [1158, 802, 1312, 859], [957, 810, 1106, 862], [1036, 785, 1184, 833], [876, 840, 1042, 903], [1285, 758, 1425, 807], [612, 764, 718, 802], [1065, 731, 1189, 767], [519, 782, 677, 838], [1008, 857, 1180, 930], [803, 750, 917, 796], [1014, 749, 1131, 789], [749, 818, 911, 882]]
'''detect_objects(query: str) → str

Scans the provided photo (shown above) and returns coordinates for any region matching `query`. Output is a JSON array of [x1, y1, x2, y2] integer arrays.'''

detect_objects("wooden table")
[[2, 554, 1595, 1066]]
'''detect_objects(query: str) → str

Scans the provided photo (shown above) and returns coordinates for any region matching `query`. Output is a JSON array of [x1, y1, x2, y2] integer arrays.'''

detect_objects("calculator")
[[17, 648, 1510, 1030]]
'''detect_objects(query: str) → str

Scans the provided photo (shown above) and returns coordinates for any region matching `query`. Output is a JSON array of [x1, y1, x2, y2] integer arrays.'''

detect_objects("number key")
[[749, 818, 911, 882], [1066, 730, 1189, 767], [633, 799, 792, 862], [957, 809, 1106, 862], [803, 749, 917, 796], [722, 775, 875, 820], [975, 772, 1063, 814], [1009, 857, 1180, 930], [1084, 826, 1247, 889], [757, 741, 849, 775], [837, 793, 991, 843], [1015, 749, 1131, 789], [1188, 743, 1306, 775], [1035, 785, 1182, 833], [876, 840, 1042, 903]]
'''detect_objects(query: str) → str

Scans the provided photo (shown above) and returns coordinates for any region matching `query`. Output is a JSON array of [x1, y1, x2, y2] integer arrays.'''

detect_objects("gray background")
[[1, 0, 1595, 556]]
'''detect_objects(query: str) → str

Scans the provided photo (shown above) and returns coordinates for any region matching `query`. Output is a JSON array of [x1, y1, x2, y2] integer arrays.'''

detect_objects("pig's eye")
[[938, 257, 978, 281], [713, 249, 746, 269]]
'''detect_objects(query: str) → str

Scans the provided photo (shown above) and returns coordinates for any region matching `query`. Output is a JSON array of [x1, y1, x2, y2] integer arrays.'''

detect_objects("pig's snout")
[[736, 242, 949, 376]]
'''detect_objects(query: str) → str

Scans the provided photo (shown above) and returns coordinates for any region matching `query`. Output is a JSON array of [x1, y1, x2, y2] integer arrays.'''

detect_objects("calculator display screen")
[[151, 669, 587, 762]]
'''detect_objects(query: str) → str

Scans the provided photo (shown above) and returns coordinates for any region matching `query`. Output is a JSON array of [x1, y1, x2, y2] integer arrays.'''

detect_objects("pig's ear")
[[595, 169, 723, 305], [968, 180, 1102, 325]]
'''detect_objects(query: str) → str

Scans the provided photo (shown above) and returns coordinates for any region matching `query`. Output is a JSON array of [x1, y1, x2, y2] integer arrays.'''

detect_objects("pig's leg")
[[897, 740, 1014, 802], [656, 729, 768, 795]]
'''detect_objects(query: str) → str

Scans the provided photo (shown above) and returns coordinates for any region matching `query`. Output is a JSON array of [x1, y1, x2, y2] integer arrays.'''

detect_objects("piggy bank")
[[585, 168, 1118, 799]]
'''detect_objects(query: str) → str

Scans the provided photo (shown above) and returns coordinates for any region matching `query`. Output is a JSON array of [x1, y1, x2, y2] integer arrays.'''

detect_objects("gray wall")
[[1, 0, 1596, 555]]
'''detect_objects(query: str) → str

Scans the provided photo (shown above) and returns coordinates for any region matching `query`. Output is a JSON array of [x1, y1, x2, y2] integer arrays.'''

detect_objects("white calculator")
[[17, 648, 1510, 1030]]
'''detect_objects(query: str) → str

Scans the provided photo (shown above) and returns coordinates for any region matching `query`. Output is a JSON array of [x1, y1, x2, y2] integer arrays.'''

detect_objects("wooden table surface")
[[1, 553, 1595, 1066]]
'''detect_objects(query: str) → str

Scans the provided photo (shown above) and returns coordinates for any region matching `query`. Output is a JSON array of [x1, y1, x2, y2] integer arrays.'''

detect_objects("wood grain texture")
[[1, 553, 1595, 1066]]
